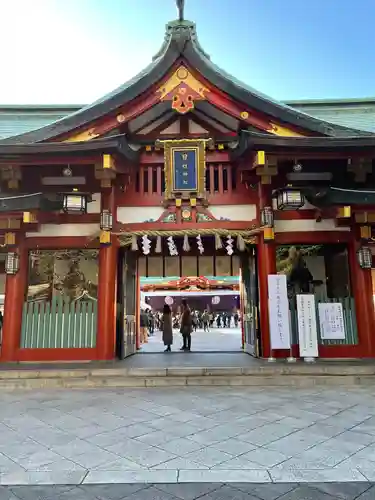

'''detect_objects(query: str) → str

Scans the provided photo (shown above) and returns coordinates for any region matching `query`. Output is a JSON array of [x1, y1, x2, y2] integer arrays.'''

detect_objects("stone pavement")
[[140, 327, 242, 353], [1, 387, 375, 485], [2, 482, 375, 499]]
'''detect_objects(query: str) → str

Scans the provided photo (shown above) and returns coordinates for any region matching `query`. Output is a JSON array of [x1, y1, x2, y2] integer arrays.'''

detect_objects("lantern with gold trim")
[[276, 188, 305, 210], [62, 193, 87, 214], [100, 209, 113, 231], [5, 251, 19, 275], [357, 246, 372, 269]]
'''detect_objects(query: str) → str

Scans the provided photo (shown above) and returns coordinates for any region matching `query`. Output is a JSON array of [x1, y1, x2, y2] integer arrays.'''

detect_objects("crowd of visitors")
[[139, 305, 240, 352]]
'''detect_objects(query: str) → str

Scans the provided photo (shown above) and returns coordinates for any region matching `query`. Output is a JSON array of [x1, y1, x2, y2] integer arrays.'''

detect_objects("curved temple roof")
[[0, 19, 371, 146]]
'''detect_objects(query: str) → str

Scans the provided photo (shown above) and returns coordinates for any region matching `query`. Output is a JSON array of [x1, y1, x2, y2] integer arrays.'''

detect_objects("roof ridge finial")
[[176, 0, 185, 21]]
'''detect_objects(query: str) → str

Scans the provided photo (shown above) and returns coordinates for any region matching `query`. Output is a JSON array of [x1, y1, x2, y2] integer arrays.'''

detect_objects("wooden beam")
[[205, 92, 274, 132], [187, 113, 229, 137], [0, 155, 101, 166], [140, 151, 231, 164], [131, 109, 172, 134], [194, 107, 238, 133], [58, 92, 160, 141]]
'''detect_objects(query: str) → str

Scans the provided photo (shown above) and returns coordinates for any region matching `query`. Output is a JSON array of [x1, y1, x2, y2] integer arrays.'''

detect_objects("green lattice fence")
[[289, 296, 358, 346], [21, 296, 97, 348]]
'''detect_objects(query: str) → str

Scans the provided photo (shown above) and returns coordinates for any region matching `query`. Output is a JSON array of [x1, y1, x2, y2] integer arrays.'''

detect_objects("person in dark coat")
[[180, 299, 192, 351], [139, 309, 149, 344], [162, 304, 173, 352]]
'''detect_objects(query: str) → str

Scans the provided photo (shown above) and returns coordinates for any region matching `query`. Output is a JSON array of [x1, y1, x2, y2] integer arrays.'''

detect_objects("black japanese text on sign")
[[172, 148, 198, 191]]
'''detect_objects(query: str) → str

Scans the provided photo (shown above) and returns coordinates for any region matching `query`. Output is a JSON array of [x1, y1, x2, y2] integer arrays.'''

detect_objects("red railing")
[[120, 163, 252, 205]]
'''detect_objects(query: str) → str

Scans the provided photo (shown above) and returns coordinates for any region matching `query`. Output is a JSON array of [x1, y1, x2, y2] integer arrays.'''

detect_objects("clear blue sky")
[[0, 0, 374, 104]]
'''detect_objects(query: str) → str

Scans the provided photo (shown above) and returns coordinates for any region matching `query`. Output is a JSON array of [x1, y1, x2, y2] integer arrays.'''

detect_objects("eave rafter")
[[61, 92, 161, 143]]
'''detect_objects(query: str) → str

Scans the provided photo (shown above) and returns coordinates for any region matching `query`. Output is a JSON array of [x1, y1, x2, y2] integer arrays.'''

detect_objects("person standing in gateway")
[[162, 304, 173, 352], [180, 299, 193, 351]]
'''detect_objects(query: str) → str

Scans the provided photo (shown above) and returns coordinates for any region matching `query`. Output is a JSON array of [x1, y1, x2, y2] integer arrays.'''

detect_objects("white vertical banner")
[[268, 275, 291, 350], [297, 294, 319, 358]]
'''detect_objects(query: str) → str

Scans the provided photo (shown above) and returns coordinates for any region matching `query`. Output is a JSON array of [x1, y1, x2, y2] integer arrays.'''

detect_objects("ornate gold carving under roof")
[[156, 65, 209, 114]]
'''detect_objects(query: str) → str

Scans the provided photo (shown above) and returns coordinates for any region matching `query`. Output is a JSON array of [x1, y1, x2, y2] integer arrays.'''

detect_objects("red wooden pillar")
[[96, 187, 117, 360], [348, 239, 375, 357], [1, 242, 28, 362], [257, 183, 276, 358]]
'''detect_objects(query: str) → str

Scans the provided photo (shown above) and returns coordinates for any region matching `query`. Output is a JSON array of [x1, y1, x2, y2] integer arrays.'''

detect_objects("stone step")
[[0, 362, 374, 389]]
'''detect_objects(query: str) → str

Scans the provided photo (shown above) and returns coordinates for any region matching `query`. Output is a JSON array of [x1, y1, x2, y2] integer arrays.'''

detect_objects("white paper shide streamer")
[[141, 235, 151, 255], [167, 236, 178, 256], [226, 235, 234, 255], [196, 234, 204, 254]]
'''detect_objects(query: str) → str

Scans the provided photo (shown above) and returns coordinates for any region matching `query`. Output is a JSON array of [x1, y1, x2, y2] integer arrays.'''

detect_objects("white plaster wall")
[[209, 204, 257, 221], [117, 206, 164, 224], [26, 223, 100, 238], [87, 193, 101, 213], [275, 219, 350, 233]]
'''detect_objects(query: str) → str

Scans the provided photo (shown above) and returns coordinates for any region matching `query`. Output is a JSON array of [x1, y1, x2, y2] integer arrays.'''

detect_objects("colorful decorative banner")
[[268, 274, 291, 350], [297, 294, 319, 358], [318, 302, 346, 340]]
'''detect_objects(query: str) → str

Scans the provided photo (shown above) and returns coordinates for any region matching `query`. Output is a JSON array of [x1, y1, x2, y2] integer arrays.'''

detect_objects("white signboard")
[[268, 274, 288, 301], [268, 274, 291, 350], [297, 294, 319, 358], [318, 302, 345, 340]]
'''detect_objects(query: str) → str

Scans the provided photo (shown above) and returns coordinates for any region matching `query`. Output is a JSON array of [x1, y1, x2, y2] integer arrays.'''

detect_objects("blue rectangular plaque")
[[172, 148, 197, 191], [161, 139, 207, 199]]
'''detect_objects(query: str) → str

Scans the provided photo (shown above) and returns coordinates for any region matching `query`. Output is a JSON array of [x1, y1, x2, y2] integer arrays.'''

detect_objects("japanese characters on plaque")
[[157, 139, 207, 200], [318, 302, 345, 340], [268, 275, 291, 350], [296, 294, 319, 358], [173, 149, 197, 191]]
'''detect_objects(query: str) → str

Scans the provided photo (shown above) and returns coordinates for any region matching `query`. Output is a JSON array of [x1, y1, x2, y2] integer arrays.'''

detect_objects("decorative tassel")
[[237, 235, 246, 251], [183, 234, 190, 252], [215, 234, 223, 250], [155, 236, 162, 253], [131, 235, 138, 251]]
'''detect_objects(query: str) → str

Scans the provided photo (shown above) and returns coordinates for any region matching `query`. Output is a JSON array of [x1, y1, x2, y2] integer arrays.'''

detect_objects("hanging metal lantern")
[[276, 188, 305, 210], [5, 252, 19, 275], [357, 246, 372, 269], [62, 193, 87, 214], [261, 206, 274, 227], [100, 209, 113, 231]]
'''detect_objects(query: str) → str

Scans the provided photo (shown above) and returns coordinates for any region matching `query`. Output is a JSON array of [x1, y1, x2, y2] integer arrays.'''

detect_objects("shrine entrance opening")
[[115, 244, 260, 359]]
